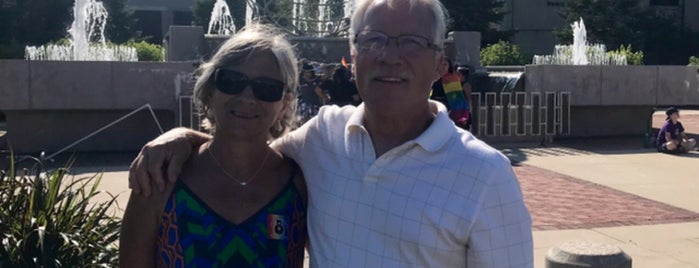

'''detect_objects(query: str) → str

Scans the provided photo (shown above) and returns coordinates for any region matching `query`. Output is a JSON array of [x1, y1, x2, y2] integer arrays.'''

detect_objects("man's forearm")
[[179, 127, 212, 147]]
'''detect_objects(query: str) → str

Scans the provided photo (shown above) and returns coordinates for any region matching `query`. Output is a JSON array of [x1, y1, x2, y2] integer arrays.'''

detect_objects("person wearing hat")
[[657, 107, 696, 153]]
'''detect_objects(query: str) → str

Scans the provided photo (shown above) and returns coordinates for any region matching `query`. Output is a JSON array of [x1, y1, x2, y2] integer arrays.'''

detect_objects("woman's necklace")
[[206, 143, 271, 186]]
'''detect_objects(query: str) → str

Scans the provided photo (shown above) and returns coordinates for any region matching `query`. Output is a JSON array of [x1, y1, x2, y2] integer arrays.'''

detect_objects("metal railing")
[[470, 91, 571, 138]]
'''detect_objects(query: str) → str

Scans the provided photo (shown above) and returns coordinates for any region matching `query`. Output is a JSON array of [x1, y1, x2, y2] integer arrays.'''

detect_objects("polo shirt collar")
[[346, 103, 366, 132], [413, 101, 453, 152], [345, 101, 453, 152]]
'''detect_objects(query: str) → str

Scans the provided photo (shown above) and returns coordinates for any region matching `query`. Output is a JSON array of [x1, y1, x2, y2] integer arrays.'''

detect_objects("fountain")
[[208, 0, 236, 35], [532, 18, 625, 65], [571, 18, 588, 65], [291, 0, 353, 37], [24, 0, 137, 61]]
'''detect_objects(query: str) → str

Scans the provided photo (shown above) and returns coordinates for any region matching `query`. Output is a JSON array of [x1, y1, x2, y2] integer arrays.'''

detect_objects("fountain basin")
[[0, 60, 195, 153], [524, 65, 699, 137]]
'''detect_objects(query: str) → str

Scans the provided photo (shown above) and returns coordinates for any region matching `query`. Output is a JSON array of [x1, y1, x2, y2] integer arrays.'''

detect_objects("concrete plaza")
[[64, 138, 698, 268]]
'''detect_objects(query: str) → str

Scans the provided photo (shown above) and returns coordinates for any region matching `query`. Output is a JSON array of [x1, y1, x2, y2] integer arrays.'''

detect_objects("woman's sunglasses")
[[213, 68, 285, 102]]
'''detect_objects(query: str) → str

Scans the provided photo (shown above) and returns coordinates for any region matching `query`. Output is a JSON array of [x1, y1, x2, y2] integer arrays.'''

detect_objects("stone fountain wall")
[[524, 65, 699, 137], [0, 60, 195, 153]]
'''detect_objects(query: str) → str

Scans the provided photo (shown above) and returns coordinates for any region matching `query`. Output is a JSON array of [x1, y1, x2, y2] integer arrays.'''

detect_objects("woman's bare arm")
[[119, 183, 174, 267], [129, 127, 211, 196]]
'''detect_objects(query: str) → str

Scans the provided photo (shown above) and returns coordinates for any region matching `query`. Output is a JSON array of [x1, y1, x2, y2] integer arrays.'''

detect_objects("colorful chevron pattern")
[[155, 178, 307, 268]]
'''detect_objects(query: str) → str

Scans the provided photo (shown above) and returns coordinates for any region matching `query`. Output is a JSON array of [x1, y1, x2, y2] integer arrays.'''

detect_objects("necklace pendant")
[[240, 182, 247, 186]]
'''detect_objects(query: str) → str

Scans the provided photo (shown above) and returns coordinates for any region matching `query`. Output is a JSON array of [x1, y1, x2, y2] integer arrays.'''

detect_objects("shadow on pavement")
[[492, 136, 664, 165]]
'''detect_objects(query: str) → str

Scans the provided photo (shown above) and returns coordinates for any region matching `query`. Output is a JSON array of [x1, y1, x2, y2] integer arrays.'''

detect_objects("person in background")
[[128, 0, 533, 266], [432, 58, 470, 129], [457, 64, 473, 130], [320, 64, 361, 106], [120, 24, 308, 267], [297, 61, 328, 123], [657, 107, 696, 154]]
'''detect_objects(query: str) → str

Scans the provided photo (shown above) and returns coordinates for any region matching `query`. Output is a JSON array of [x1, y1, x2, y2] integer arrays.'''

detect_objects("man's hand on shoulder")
[[128, 127, 210, 196]]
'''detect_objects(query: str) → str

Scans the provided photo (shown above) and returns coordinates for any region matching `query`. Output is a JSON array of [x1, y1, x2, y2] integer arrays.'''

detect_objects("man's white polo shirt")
[[275, 103, 533, 267]]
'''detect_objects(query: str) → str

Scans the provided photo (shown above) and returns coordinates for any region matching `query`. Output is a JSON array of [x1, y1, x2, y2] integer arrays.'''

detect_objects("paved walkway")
[[61, 142, 699, 268], [505, 145, 699, 268]]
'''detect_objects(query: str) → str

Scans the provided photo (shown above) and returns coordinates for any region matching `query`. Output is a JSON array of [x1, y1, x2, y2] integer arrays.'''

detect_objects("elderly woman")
[[120, 24, 307, 267]]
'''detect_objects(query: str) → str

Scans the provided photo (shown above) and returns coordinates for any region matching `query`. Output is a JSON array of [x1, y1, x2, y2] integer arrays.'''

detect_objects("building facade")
[[127, 0, 195, 43], [499, 0, 699, 57]]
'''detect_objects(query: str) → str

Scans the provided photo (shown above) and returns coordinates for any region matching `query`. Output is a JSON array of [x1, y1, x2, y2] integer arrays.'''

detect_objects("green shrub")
[[608, 44, 644, 65], [0, 153, 120, 267], [126, 40, 164, 62], [689, 56, 699, 66], [480, 40, 528, 66]]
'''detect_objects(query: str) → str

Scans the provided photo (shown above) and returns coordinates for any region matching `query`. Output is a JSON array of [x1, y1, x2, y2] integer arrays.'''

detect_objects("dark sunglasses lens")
[[252, 79, 285, 102], [215, 69, 246, 95]]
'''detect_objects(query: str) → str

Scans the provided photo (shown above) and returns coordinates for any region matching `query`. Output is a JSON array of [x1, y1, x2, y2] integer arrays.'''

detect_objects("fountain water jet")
[[25, 0, 137, 61], [533, 17, 626, 65], [208, 0, 236, 35], [571, 18, 588, 65]]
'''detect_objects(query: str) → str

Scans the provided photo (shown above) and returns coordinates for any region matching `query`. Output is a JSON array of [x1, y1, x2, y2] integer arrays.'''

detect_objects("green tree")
[[0, 0, 137, 59], [555, 0, 699, 65], [439, 0, 512, 46], [555, 0, 648, 50], [0, 0, 73, 58], [103, 0, 138, 43]]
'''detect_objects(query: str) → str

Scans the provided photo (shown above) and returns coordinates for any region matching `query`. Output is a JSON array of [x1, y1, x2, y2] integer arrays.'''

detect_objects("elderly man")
[[129, 0, 533, 266]]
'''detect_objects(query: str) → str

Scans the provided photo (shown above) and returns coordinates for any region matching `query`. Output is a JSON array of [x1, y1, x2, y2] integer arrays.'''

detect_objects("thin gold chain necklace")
[[206, 143, 271, 186]]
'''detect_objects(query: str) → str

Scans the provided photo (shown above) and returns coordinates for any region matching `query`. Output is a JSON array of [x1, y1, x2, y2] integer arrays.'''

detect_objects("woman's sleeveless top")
[[155, 166, 307, 268]]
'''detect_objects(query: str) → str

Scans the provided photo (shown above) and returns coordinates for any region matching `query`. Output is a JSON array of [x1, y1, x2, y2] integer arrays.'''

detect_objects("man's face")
[[351, 1, 444, 116]]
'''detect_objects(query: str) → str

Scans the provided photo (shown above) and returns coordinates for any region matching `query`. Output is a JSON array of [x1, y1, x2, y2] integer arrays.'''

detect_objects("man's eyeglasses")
[[213, 69, 285, 102], [353, 30, 442, 54]]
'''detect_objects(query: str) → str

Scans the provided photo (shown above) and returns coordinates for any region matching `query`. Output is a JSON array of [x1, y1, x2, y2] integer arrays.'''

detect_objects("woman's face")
[[210, 51, 287, 141]]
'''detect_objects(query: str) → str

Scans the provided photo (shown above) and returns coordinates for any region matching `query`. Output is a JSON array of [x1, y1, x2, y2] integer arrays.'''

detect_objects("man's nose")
[[377, 41, 404, 63]]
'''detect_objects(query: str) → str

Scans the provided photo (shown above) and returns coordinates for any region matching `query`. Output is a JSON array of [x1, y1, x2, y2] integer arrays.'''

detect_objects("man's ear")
[[435, 53, 446, 78], [351, 53, 357, 75]]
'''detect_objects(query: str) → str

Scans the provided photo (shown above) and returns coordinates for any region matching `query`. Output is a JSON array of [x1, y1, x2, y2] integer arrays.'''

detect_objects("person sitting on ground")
[[657, 107, 696, 154], [120, 24, 308, 267]]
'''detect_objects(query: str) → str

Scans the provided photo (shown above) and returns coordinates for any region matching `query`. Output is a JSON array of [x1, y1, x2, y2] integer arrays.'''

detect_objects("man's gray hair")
[[193, 23, 299, 139], [349, 0, 449, 53]]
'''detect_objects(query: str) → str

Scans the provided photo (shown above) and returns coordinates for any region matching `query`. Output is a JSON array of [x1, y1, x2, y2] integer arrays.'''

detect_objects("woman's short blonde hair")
[[193, 23, 299, 139]]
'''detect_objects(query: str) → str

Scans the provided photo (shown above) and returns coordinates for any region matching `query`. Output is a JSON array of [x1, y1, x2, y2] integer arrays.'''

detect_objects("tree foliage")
[[690, 56, 699, 66], [440, 0, 512, 46], [102, 0, 138, 44], [0, 0, 137, 59], [555, 0, 699, 65], [555, 0, 648, 50], [480, 40, 528, 66]]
